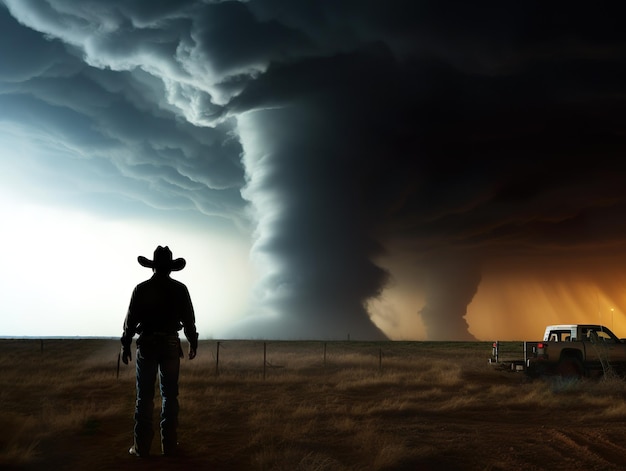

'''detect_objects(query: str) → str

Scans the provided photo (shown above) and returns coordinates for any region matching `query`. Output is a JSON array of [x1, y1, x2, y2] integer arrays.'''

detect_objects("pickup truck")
[[490, 324, 626, 378]]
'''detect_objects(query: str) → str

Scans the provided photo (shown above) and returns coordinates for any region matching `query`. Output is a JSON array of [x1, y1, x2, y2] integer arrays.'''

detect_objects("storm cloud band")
[[1, 1, 625, 339]]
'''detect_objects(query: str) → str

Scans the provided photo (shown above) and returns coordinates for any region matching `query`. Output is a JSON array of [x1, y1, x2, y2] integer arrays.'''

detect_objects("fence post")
[[263, 342, 267, 380], [379, 348, 382, 372], [216, 341, 221, 377], [323, 342, 327, 368], [40, 339, 44, 354]]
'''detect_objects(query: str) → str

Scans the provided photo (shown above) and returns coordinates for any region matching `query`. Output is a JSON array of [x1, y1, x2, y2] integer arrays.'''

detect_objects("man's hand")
[[188, 332, 198, 360], [122, 346, 132, 364]]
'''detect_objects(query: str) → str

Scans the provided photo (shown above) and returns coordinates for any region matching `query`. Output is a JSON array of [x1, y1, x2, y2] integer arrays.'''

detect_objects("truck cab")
[[533, 324, 626, 377], [542, 324, 623, 344]]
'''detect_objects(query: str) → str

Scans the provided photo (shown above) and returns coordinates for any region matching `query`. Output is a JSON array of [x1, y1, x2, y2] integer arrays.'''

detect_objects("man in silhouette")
[[121, 246, 198, 457]]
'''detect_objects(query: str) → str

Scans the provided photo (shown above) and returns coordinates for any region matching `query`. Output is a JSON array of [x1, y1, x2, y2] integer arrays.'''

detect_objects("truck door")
[[589, 328, 626, 363]]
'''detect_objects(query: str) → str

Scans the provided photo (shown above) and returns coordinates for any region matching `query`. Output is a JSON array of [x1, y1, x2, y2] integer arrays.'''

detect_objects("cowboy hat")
[[138, 246, 186, 271]]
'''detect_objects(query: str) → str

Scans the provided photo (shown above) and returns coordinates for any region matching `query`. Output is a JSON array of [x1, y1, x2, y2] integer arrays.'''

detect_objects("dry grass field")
[[2, 339, 626, 470]]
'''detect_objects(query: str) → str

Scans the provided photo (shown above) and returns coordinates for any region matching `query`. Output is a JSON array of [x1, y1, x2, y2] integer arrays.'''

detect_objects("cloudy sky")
[[1, 1, 625, 341]]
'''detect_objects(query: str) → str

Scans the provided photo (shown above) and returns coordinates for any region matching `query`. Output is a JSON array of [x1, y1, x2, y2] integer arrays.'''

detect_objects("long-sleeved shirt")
[[121, 273, 198, 349]]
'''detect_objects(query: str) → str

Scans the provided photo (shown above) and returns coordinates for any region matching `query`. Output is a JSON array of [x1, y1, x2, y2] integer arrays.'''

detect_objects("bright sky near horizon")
[[1, 1, 626, 341], [0, 186, 255, 338]]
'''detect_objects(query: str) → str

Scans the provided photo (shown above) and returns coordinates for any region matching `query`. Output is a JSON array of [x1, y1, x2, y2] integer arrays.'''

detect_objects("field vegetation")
[[2, 339, 626, 470]]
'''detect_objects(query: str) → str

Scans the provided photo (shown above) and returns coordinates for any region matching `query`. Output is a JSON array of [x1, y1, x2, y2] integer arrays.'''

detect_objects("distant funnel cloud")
[[237, 105, 388, 340], [418, 256, 481, 340]]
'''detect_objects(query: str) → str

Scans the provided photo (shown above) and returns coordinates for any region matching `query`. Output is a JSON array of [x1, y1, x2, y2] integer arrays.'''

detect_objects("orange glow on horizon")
[[467, 272, 626, 341], [371, 254, 626, 342]]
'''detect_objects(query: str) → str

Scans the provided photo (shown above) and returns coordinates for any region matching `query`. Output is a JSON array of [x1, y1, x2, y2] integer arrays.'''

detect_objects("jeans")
[[134, 334, 182, 455]]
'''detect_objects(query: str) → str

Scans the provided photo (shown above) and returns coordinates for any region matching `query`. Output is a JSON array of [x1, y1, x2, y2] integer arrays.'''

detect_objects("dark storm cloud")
[[190, 1, 313, 77], [236, 2, 626, 339], [2, 1, 625, 339], [0, 3, 246, 226], [0, 6, 70, 82]]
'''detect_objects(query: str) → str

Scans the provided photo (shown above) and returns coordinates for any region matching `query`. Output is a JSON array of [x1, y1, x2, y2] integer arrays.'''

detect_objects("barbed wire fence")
[[6, 338, 490, 380], [204, 340, 445, 380]]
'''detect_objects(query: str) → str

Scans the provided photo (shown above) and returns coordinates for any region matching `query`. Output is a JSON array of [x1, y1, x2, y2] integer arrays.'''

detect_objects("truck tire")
[[556, 356, 584, 379]]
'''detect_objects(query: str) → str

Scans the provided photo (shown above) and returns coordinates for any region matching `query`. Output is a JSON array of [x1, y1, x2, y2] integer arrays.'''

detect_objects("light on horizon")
[[0, 198, 255, 338]]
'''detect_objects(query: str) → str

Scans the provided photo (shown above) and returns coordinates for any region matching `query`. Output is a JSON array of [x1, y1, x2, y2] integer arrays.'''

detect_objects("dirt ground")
[[3, 339, 626, 471]]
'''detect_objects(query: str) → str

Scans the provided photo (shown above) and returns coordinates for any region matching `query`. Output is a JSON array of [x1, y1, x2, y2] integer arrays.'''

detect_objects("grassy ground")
[[2, 339, 626, 470]]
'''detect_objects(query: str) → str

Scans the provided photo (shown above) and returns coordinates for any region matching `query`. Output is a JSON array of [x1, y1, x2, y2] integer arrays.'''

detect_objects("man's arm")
[[120, 287, 139, 364], [181, 285, 198, 359]]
